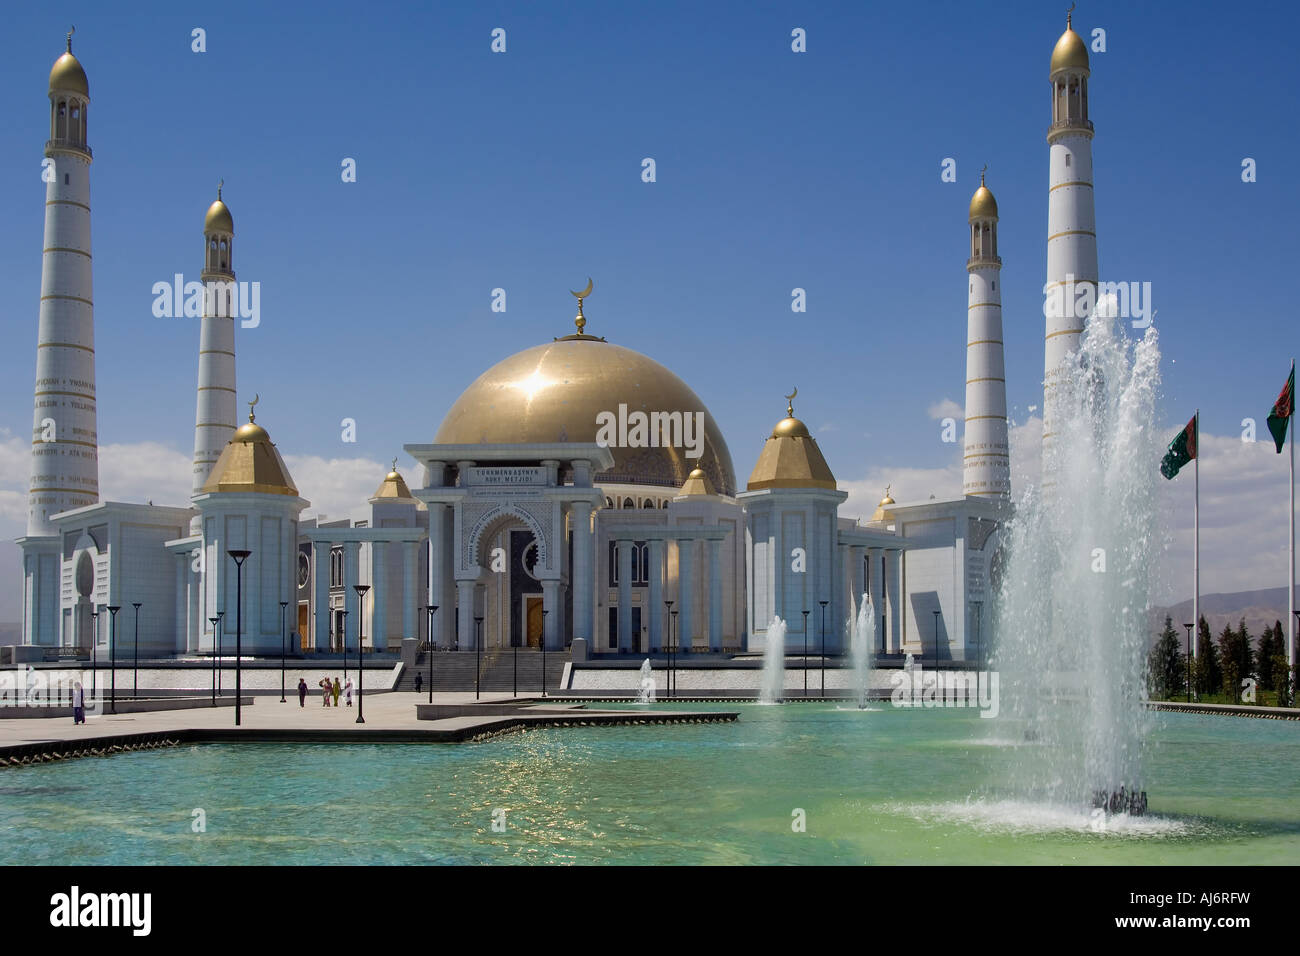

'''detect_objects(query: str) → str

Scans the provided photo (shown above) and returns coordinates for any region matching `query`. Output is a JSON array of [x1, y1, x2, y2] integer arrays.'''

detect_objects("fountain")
[[636, 659, 656, 704], [992, 309, 1161, 810], [849, 594, 877, 708], [759, 617, 786, 703]]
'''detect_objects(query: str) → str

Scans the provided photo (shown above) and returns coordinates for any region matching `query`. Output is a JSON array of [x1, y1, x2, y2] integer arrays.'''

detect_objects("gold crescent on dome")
[[248, 393, 259, 421], [571, 277, 593, 300], [785, 386, 797, 416]]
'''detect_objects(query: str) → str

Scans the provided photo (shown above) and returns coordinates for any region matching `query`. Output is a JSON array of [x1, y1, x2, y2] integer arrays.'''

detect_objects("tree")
[[1237, 617, 1255, 683], [1258, 622, 1280, 691], [1147, 615, 1184, 699], [1218, 623, 1241, 701], [1192, 616, 1220, 699]]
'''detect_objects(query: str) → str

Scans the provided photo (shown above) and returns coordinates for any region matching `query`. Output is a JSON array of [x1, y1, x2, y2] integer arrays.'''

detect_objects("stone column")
[[343, 541, 360, 652], [708, 538, 723, 652], [313, 540, 330, 652], [571, 501, 593, 644], [175, 555, 188, 654], [677, 538, 694, 652], [370, 541, 387, 652], [403, 540, 418, 642], [456, 579, 478, 650], [542, 579, 560, 650], [850, 546, 865, 602], [429, 505, 452, 649], [886, 549, 903, 654], [866, 548, 882, 650], [648, 538, 664, 651], [834, 541, 849, 655], [616, 539, 633, 652]]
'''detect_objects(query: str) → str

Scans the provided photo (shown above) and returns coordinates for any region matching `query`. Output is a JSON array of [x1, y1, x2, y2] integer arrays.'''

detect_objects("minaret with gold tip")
[[1043, 6, 1098, 462], [27, 30, 98, 538], [192, 183, 237, 496], [964, 169, 1010, 498]]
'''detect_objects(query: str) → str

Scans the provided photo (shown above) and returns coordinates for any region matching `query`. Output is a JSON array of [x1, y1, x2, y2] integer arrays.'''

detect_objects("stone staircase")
[[394, 648, 569, 693]]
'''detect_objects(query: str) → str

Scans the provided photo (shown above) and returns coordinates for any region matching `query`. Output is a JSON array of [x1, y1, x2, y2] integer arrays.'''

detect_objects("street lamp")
[[90, 609, 99, 699], [664, 600, 673, 699], [797, 609, 807, 698], [216, 610, 225, 696], [475, 616, 484, 700], [228, 549, 251, 727], [541, 609, 549, 697], [106, 605, 121, 714], [424, 605, 438, 703], [1183, 623, 1193, 703], [353, 584, 369, 724], [670, 610, 679, 698], [512, 620, 518, 698], [209, 616, 220, 706], [279, 601, 289, 703], [131, 602, 141, 699], [818, 601, 828, 698]]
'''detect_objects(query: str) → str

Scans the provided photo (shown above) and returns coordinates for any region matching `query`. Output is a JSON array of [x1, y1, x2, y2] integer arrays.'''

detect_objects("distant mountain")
[[0, 623, 20, 646], [1148, 587, 1293, 646]]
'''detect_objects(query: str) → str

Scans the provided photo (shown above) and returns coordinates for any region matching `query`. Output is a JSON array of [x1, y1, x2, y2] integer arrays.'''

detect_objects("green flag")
[[1161, 414, 1197, 480], [1267, 364, 1294, 453]]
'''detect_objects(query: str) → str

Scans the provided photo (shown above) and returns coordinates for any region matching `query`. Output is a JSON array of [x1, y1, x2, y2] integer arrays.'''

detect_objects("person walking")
[[414, 671, 423, 694], [344, 677, 354, 707], [319, 677, 331, 706], [332, 677, 341, 708], [72, 680, 85, 725], [297, 677, 308, 708]]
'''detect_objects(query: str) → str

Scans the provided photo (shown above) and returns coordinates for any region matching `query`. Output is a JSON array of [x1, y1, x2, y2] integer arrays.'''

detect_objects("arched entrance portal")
[[468, 507, 549, 650]]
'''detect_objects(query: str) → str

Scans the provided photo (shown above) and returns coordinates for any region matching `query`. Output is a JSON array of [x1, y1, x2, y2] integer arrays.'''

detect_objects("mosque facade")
[[15, 18, 1099, 667]]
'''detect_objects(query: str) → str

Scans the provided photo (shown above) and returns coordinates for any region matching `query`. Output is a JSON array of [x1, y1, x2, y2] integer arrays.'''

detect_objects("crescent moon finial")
[[67, 26, 74, 53], [248, 393, 259, 422], [785, 386, 798, 417], [1066, 2, 1075, 26], [570, 277, 593, 334], [391, 457, 398, 474]]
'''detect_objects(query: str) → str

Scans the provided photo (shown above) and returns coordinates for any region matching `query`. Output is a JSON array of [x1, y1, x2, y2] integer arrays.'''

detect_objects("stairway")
[[395, 648, 569, 693]]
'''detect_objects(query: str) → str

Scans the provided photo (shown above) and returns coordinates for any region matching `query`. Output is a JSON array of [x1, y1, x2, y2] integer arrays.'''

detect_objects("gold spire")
[[1051, 4, 1089, 74], [67, 25, 74, 53], [969, 169, 998, 221], [205, 182, 234, 234], [570, 277, 593, 335], [247, 393, 258, 423], [868, 485, 896, 524], [201, 399, 299, 497], [746, 393, 836, 491], [50, 27, 89, 96], [785, 386, 797, 418]]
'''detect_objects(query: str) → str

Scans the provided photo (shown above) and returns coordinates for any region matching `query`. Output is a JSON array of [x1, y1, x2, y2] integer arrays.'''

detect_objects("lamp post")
[[818, 601, 828, 698], [670, 610, 678, 698], [209, 616, 220, 706], [338, 609, 349, 699], [664, 600, 673, 699], [131, 602, 141, 700], [1183, 623, 1193, 703], [425, 605, 437, 703], [228, 549, 251, 727], [216, 610, 225, 696], [106, 605, 121, 714], [90, 609, 98, 699], [279, 601, 289, 703], [541, 609, 549, 697], [475, 616, 484, 700], [512, 625, 518, 698], [353, 584, 369, 724], [802, 609, 810, 698]]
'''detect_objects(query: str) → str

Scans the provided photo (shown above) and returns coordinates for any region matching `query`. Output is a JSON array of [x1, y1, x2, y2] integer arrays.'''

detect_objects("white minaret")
[[1043, 9, 1098, 461], [191, 185, 237, 496], [26, 30, 98, 537], [964, 170, 1010, 498]]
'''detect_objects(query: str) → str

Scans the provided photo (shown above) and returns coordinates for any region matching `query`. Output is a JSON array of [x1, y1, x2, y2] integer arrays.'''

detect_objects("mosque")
[[14, 16, 1101, 668]]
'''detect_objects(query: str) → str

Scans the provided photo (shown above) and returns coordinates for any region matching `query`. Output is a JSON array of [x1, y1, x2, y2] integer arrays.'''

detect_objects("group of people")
[[296, 676, 354, 708]]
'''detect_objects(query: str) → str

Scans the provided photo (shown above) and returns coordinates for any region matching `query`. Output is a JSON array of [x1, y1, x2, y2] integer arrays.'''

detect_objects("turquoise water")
[[0, 704, 1296, 864]]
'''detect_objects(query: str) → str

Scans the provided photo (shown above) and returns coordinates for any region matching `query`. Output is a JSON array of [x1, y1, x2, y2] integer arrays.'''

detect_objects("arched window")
[[623, 497, 634, 509]]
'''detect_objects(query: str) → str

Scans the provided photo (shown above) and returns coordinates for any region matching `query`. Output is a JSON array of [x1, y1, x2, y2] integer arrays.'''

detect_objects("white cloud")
[[927, 398, 963, 421], [283, 454, 386, 521]]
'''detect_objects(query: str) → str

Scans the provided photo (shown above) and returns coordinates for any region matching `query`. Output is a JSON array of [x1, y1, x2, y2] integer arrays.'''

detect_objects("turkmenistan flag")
[[1161, 413, 1197, 480], [1267, 363, 1295, 453]]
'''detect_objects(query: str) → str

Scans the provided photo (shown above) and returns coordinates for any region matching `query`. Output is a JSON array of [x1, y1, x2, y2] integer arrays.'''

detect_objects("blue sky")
[[1, 0, 1296, 616]]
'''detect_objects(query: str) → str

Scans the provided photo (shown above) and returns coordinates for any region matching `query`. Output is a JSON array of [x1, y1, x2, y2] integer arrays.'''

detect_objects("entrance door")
[[298, 604, 310, 651], [525, 597, 544, 648], [631, 607, 643, 653]]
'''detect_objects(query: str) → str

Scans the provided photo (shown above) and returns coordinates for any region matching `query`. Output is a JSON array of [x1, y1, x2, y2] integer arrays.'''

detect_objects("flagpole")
[[1290, 360, 1296, 689], [1193, 409, 1199, 664]]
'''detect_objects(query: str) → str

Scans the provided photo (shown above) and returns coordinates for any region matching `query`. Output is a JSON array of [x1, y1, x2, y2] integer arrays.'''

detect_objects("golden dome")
[[434, 333, 736, 496], [200, 411, 298, 497], [205, 198, 234, 235], [678, 467, 717, 497], [50, 52, 88, 96], [869, 487, 896, 524], [1050, 17, 1089, 74], [746, 400, 836, 491], [969, 182, 998, 221], [372, 462, 415, 501]]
